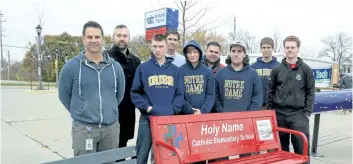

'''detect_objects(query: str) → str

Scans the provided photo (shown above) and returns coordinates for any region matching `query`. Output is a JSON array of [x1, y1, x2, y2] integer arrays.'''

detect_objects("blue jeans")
[[136, 115, 153, 164]]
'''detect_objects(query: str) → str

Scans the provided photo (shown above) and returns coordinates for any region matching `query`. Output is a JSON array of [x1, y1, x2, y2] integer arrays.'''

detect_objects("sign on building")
[[145, 8, 179, 41], [312, 68, 332, 87]]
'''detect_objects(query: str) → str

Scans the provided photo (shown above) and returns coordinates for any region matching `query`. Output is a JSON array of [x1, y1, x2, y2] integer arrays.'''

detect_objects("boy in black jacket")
[[266, 35, 315, 164]]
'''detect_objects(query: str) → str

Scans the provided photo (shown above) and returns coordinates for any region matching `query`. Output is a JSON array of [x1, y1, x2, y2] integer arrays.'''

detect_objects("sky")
[[1, 0, 352, 62]]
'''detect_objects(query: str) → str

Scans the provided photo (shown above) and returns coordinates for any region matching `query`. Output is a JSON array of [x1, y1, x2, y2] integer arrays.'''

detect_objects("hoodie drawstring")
[[112, 64, 117, 92], [79, 60, 82, 95]]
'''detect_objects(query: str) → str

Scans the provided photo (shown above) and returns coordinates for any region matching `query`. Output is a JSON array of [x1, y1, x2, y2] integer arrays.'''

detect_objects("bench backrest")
[[150, 110, 281, 164], [42, 146, 136, 164]]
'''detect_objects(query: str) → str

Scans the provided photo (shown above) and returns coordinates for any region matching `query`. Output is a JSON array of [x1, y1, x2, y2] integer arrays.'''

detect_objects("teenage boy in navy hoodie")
[[214, 41, 263, 113], [251, 37, 279, 108], [130, 34, 184, 164], [210, 41, 263, 162], [179, 40, 215, 115]]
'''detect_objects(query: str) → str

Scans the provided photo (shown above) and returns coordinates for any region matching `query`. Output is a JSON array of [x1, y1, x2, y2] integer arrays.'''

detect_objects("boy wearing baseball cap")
[[210, 41, 263, 161], [213, 41, 263, 113]]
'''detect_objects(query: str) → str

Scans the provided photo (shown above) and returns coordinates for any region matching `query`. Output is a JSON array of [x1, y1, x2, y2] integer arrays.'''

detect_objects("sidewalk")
[[1, 86, 352, 164]]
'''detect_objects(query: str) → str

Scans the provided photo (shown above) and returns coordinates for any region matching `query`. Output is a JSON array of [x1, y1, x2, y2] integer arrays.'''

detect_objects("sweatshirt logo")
[[296, 74, 302, 81], [224, 80, 245, 99], [148, 75, 174, 88], [184, 75, 204, 95], [256, 68, 272, 77]]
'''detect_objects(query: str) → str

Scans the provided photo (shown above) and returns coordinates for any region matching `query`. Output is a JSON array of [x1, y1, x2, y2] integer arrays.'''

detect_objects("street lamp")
[[55, 49, 59, 88], [47, 55, 52, 90], [35, 24, 43, 90]]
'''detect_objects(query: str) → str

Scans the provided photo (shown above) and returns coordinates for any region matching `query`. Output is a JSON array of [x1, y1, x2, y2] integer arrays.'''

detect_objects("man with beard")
[[106, 24, 141, 150]]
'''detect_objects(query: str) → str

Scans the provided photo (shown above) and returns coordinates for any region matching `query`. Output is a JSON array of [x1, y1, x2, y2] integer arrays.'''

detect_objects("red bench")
[[150, 110, 309, 164]]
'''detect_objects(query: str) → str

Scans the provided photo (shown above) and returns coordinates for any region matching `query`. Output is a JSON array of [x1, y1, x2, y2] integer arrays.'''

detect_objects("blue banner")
[[314, 89, 352, 113]]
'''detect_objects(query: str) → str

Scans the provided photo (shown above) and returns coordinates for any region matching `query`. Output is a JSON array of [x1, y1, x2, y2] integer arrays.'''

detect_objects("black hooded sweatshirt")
[[266, 57, 315, 116]]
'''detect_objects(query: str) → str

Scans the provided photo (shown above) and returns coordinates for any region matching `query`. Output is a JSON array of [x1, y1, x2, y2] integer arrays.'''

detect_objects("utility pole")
[[7, 50, 10, 80], [233, 15, 236, 41], [1, 11, 4, 79]]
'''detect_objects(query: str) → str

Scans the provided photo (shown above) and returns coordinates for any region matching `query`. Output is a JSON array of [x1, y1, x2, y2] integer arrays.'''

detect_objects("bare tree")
[[235, 30, 259, 53], [185, 28, 227, 54], [272, 30, 282, 53], [129, 35, 151, 61], [299, 46, 318, 58], [319, 32, 352, 73], [174, 1, 226, 45]]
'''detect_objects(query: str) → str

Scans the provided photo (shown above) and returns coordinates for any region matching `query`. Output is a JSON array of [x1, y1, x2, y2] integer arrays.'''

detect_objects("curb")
[[25, 89, 58, 93]]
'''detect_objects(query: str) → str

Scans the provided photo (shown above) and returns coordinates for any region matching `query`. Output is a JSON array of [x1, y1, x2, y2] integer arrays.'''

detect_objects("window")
[[348, 66, 351, 73]]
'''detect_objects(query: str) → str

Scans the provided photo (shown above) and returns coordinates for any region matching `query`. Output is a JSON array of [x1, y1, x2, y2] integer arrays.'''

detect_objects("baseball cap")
[[229, 41, 247, 53]]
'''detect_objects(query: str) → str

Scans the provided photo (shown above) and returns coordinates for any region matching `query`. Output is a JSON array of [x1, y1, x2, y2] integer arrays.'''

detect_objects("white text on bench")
[[191, 133, 255, 147], [201, 123, 244, 136]]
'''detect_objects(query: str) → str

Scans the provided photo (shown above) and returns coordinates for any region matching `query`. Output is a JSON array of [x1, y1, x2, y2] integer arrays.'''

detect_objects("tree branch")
[[185, 7, 207, 22], [186, 16, 227, 41], [185, 7, 208, 30], [175, 1, 182, 11], [185, 1, 198, 11]]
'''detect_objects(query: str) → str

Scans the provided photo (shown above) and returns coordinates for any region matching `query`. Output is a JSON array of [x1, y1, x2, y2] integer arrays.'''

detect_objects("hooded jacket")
[[213, 42, 262, 112], [251, 57, 280, 105], [130, 53, 184, 120], [339, 74, 352, 89], [58, 51, 126, 126], [214, 64, 263, 113], [266, 57, 315, 116], [179, 40, 215, 114]]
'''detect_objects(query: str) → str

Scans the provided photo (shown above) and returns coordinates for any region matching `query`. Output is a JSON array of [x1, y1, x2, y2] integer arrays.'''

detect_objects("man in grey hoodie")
[[58, 21, 126, 158]]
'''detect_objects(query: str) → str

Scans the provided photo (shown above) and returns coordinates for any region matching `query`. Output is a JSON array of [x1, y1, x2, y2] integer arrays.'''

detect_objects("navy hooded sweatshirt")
[[130, 53, 184, 120], [214, 64, 263, 112], [251, 57, 279, 105], [179, 40, 215, 114]]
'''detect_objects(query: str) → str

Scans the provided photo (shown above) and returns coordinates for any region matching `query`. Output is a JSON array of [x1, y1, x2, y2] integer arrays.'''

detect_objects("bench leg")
[[311, 114, 324, 157]]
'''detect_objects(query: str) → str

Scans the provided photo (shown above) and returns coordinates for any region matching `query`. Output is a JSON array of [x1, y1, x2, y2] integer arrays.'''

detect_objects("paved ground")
[[1, 80, 56, 84], [1, 86, 352, 164]]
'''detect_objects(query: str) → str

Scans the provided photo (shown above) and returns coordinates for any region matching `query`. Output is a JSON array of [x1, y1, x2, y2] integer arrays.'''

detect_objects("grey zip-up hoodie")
[[58, 50, 125, 126]]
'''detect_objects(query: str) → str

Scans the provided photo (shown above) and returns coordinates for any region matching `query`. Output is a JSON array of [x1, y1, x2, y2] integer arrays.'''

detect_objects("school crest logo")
[[296, 74, 302, 80]]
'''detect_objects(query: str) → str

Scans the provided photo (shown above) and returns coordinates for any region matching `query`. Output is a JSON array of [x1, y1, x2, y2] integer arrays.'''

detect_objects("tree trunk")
[[182, 1, 186, 46]]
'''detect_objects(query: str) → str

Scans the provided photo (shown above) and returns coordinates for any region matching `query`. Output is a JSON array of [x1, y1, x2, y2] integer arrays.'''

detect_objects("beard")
[[116, 42, 128, 51]]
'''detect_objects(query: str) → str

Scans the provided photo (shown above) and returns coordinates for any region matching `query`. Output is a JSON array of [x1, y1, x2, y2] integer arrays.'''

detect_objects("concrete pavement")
[[1, 86, 352, 164]]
